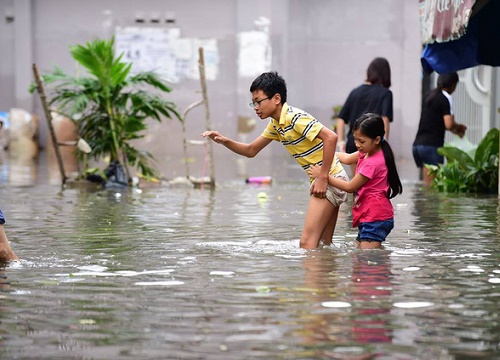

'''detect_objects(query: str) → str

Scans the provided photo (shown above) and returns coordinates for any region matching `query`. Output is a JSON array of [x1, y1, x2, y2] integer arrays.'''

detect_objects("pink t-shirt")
[[352, 149, 394, 227]]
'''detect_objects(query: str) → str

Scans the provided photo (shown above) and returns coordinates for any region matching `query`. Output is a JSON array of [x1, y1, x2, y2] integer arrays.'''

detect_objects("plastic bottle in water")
[[246, 176, 272, 184]]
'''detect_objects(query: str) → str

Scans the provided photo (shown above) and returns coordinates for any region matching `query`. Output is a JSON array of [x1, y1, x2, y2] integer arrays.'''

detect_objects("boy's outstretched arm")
[[201, 131, 271, 158]]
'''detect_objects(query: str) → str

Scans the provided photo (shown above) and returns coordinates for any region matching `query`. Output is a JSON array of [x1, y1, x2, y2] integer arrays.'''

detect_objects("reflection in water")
[[349, 251, 392, 345], [0, 180, 497, 359], [498, 201, 500, 236], [0, 265, 18, 352], [301, 250, 393, 359], [411, 186, 500, 253], [73, 189, 140, 258], [0, 147, 81, 187], [0, 158, 38, 187], [301, 251, 342, 347]]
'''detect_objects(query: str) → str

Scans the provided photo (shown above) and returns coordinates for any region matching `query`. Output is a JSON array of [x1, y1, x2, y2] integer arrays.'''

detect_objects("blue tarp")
[[421, 0, 500, 74]]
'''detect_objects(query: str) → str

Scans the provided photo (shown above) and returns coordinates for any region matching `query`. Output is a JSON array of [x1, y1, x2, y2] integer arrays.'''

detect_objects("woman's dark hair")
[[424, 72, 459, 107], [366, 57, 391, 88], [250, 71, 287, 104], [353, 113, 402, 199]]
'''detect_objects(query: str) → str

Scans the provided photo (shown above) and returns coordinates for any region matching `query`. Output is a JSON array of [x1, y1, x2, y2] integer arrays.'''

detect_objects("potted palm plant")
[[34, 37, 180, 187]]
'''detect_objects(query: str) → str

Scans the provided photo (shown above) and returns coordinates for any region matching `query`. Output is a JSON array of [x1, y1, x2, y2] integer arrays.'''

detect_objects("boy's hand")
[[308, 165, 328, 198], [201, 130, 225, 143], [310, 176, 328, 198], [306, 164, 321, 179]]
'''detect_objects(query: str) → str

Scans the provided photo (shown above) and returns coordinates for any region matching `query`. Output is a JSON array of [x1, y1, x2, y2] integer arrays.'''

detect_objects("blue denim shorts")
[[412, 145, 444, 167], [0, 209, 5, 225], [357, 219, 394, 242]]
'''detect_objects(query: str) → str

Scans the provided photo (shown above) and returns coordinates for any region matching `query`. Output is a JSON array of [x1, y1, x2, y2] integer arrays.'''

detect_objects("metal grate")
[[449, 77, 484, 145], [441, 66, 493, 146]]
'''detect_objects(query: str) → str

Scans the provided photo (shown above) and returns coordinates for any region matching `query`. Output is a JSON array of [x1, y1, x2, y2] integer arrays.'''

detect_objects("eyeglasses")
[[249, 97, 269, 109]]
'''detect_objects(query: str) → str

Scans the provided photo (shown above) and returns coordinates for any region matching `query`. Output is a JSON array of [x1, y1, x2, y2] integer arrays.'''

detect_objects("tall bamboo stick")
[[32, 63, 67, 185], [198, 47, 216, 189]]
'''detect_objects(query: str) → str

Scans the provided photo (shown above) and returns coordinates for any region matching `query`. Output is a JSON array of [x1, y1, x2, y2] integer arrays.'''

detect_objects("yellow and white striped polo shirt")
[[261, 103, 344, 180]]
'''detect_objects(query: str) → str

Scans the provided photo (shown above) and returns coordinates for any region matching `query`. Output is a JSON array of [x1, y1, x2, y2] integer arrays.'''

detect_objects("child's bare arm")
[[336, 151, 358, 165], [330, 173, 369, 193], [201, 131, 271, 158], [307, 165, 369, 193]]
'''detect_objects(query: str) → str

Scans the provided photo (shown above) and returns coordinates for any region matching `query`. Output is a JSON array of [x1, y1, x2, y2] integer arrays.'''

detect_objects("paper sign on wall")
[[115, 26, 218, 83]]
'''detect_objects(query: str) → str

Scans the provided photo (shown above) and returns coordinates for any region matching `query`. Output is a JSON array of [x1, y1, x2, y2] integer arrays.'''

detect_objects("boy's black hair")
[[366, 57, 392, 88], [250, 71, 287, 104], [353, 113, 403, 199]]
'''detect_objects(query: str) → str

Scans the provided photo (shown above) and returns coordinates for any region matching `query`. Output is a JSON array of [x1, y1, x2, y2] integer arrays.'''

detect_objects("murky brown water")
[[0, 156, 498, 360]]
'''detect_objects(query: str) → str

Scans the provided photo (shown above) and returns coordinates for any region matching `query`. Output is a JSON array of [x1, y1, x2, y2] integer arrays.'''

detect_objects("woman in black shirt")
[[336, 57, 393, 175]]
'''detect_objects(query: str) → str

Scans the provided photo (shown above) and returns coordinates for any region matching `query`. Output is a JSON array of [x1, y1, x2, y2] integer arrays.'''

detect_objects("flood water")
[[0, 159, 499, 359]]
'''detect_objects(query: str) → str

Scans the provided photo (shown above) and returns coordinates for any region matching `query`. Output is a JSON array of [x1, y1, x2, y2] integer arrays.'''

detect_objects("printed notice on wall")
[[238, 31, 271, 77], [115, 27, 219, 83]]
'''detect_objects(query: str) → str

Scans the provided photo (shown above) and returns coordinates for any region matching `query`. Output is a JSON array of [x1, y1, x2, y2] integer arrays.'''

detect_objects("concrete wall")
[[0, 0, 16, 110], [0, 0, 422, 182]]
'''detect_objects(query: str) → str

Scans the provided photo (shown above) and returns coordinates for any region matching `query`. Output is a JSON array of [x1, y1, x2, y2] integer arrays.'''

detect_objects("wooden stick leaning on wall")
[[32, 64, 67, 186], [198, 47, 216, 189]]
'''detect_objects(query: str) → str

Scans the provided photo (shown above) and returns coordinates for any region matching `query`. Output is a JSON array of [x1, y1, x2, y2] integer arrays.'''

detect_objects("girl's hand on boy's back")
[[307, 164, 321, 179]]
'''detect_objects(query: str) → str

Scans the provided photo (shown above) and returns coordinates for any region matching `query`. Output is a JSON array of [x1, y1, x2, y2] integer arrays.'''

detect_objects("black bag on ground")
[[104, 161, 129, 188]]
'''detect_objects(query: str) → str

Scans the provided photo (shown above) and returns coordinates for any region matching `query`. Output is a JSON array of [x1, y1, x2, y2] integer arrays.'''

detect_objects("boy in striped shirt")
[[202, 71, 347, 249]]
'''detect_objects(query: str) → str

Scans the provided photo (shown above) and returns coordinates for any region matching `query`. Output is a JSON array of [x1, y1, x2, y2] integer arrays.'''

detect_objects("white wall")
[[1, 0, 423, 182], [0, 0, 16, 110]]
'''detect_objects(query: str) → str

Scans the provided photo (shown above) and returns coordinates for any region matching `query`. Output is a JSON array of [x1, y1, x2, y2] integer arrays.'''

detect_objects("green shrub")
[[426, 128, 499, 194]]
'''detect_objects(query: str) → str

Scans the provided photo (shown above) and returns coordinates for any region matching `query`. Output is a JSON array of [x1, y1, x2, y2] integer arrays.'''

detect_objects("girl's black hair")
[[424, 72, 459, 107], [366, 57, 392, 88], [353, 113, 402, 199], [250, 71, 287, 104]]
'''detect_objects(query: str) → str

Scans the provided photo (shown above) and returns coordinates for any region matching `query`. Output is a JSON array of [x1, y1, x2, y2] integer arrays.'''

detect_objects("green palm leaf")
[[33, 37, 181, 181], [437, 146, 474, 170]]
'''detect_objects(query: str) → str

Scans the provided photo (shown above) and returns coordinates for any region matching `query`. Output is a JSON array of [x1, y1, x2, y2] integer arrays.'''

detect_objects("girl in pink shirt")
[[308, 113, 402, 249]]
